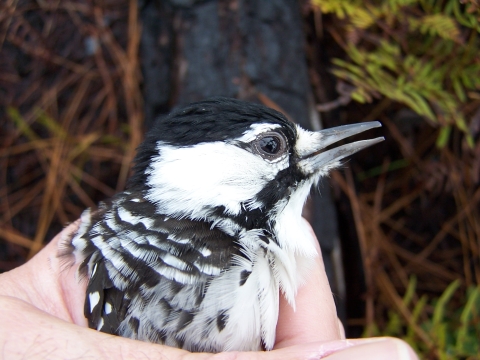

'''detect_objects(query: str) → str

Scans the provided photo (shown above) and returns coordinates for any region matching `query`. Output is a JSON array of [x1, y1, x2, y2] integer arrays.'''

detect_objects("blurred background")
[[0, 1, 479, 359]]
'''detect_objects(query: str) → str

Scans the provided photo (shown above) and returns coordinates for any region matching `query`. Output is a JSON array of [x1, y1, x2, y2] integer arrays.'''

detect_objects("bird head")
[[129, 98, 383, 239]]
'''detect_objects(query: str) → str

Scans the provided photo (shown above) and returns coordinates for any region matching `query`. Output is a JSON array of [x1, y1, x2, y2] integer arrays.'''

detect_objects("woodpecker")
[[66, 98, 383, 352]]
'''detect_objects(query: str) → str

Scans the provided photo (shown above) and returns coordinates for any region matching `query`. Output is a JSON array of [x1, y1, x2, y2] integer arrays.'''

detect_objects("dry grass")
[[0, 0, 142, 264]]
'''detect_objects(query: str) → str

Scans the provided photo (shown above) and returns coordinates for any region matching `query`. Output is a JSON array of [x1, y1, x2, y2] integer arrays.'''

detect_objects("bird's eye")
[[253, 132, 287, 161]]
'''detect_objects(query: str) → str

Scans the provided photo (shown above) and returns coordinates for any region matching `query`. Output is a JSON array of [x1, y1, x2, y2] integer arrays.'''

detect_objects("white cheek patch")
[[146, 141, 289, 218]]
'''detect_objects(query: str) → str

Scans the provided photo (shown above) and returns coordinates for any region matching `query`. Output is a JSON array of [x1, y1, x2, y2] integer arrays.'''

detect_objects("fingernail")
[[394, 338, 419, 360], [305, 338, 419, 360], [305, 338, 388, 359]]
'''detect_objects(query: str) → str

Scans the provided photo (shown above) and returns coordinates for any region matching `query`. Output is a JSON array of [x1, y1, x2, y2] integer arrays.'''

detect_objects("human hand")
[[0, 220, 418, 359]]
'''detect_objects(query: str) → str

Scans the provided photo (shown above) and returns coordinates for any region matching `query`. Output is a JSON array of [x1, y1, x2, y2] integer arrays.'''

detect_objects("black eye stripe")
[[252, 131, 287, 160]]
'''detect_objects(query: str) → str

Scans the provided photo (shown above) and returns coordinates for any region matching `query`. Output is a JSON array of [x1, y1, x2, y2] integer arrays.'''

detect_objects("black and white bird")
[[66, 98, 383, 352]]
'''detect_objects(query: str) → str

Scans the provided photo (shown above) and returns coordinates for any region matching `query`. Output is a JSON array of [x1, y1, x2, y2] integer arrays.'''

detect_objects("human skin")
[[0, 220, 418, 359]]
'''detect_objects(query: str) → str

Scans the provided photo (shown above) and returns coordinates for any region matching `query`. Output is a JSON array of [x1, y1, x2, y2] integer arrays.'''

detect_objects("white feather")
[[105, 213, 118, 231], [193, 261, 222, 276], [91, 263, 98, 277], [89, 291, 100, 313], [295, 125, 322, 157], [236, 123, 282, 142], [152, 264, 198, 285], [253, 254, 279, 349], [96, 317, 104, 331], [117, 207, 154, 229], [71, 208, 92, 260], [273, 181, 318, 258], [199, 247, 211, 257], [161, 253, 190, 272], [91, 235, 135, 277], [145, 141, 289, 218], [105, 302, 112, 314]]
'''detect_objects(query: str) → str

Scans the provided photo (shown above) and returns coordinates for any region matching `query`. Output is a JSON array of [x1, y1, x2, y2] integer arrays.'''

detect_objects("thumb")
[[274, 219, 341, 349]]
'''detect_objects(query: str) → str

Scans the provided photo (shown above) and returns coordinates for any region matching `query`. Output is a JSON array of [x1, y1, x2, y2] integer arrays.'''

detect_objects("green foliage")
[[8, 107, 39, 141], [7, 107, 124, 147], [367, 277, 480, 359], [313, 0, 480, 147], [6, 107, 128, 170]]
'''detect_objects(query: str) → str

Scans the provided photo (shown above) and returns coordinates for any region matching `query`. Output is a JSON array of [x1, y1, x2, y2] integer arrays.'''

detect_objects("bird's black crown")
[[129, 98, 297, 188]]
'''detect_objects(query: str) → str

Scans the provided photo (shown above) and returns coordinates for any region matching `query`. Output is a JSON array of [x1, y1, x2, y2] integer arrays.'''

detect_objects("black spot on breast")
[[217, 310, 228, 332], [195, 279, 209, 306], [176, 336, 185, 349], [170, 280, 185, 295], [239, 270, 252, 286], [202, 316, 216, 338], [150, 328, 168, 344], [258, 234, 270, 244], [128, 316, 140, 333], [177, 310, 195, 331], [158, 299, 173, 324]]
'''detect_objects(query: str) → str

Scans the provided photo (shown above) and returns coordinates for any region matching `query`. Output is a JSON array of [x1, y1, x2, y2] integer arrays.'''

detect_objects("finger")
[[321, 338, 419, 360], [0, 295, 209, 360], [0, 295, 359, 360], [274, 219, 341, 349], [0, 221, 87, 326], [53, 220, 88, 325], [338, 318, 346, 339], [213, 338, 418, 360]]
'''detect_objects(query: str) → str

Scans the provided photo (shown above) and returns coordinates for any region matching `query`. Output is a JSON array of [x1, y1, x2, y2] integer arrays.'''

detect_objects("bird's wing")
[[70, 192, 241, 347]]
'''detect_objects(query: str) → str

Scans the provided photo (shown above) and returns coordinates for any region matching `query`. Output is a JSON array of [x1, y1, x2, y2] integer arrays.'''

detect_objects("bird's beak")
[[298, 121, 384, 175]]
